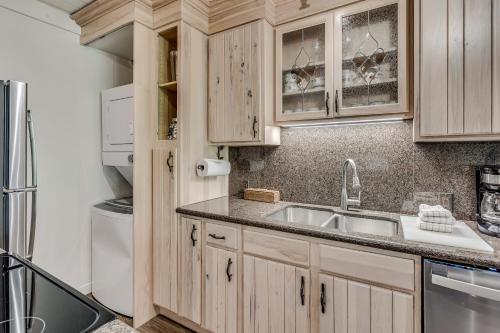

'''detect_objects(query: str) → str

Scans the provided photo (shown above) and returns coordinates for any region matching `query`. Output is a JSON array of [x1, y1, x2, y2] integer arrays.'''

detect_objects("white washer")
[[91, 198, 133, 316]]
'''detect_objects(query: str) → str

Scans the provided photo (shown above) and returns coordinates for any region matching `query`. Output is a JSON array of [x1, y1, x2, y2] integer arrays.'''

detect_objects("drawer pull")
[[226, 258, 233, 282], [252, 116, 257, 139], [209, 233, 226, 240], [190, 224, 197, 247], [167, 151, 174, 173], [326, 92, 330, 115], [320, 283, 326, 314], [300, 276, 305, 306]]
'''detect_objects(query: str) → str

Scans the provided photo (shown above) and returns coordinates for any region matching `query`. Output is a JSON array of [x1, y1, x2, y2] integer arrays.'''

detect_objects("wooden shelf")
[[342, 48, 397, 62], [282, 61, 325, 72], [344, 78, 397, 89], [159, 81, 177, 91], [283, 86, 325, 97]]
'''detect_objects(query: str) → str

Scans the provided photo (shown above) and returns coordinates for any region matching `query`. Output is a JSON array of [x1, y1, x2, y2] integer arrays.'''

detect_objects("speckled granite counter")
[[177, 196, 500, 269], [93, 320, 137, 333]]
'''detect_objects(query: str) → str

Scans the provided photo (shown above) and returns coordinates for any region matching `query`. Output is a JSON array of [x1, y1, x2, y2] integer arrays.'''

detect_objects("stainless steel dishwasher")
[[424, 259, 500, 333]]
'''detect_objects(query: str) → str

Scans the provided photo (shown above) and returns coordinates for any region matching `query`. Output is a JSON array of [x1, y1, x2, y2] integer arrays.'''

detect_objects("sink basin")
[[264, 205, 398, 237], [265, 205, 335, 226]]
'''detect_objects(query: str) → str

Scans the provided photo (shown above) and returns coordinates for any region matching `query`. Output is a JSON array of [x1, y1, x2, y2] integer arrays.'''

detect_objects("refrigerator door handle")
[[27, 109, 37, 261], [3, 186, 37, 194]]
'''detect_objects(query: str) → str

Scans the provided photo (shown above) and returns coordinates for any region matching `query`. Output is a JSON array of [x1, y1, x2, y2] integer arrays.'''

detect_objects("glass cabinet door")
[[276, 14, 333, 121], [333, 0, 407, 117]]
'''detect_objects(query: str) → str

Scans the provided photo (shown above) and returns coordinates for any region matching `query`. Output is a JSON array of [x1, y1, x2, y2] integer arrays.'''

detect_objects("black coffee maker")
[[476, 165, 500, 236]]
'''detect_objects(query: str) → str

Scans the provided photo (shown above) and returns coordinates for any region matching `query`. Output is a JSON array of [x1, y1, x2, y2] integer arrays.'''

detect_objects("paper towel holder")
[[217, 146, 224, 160]]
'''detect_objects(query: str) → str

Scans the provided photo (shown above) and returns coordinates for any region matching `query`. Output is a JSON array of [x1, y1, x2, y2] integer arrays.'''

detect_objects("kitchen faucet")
[[341, 159, 361, 210]]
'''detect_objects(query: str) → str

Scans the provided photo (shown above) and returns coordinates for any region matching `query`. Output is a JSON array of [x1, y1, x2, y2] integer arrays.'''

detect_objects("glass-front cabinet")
[[276, 14, 333, 121], [275, 0, 408, 122], [333, 0, 407, 117]]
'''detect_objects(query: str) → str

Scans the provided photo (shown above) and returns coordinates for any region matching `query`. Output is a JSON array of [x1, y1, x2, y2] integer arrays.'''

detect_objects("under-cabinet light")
[[280, 118, 405, 129]]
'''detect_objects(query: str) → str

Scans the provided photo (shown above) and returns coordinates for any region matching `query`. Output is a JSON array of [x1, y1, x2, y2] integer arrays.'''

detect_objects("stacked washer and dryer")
[[91, 84, 134, 317]]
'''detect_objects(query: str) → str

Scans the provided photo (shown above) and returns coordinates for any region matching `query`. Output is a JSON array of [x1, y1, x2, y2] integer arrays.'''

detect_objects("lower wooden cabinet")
[[319, 274, 414, 333], [152, 145, 178, 312], [179, 217, 203, 324], [243, 255, 310, 333], [203, 246, 238, 333]]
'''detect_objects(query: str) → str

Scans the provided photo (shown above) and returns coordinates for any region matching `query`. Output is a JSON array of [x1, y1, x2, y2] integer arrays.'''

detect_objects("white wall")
[[0, 0, 133, 293]]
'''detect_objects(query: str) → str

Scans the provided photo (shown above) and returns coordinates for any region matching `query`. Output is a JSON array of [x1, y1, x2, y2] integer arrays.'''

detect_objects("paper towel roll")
[[196, 159, 231, 177]]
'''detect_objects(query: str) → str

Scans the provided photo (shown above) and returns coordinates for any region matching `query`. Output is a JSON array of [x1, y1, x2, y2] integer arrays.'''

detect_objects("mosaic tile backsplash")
[[229, 120, 500, 220]]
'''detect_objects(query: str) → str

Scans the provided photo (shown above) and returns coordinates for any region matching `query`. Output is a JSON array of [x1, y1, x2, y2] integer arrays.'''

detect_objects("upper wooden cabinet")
[[414, 0, 500, 141], [333, 0, 408, 118], [276, 0, 409, 123], [208, 20, 280, 146], [276, 14, 334, 121]]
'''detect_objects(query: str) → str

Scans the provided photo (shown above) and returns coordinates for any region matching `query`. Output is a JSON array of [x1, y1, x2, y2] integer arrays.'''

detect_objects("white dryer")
[[91, 198, 133, 316]]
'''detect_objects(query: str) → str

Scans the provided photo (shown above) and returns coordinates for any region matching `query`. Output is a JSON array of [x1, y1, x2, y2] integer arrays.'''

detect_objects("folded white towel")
[[418, 212, 456, 225], [417, 218, 453, 233], [419, 204, 453, 218]]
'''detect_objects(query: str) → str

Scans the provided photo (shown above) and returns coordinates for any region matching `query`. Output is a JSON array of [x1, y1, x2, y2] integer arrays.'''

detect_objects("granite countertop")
[[176, 196, 500, 269], [93, 320, 137, 333]]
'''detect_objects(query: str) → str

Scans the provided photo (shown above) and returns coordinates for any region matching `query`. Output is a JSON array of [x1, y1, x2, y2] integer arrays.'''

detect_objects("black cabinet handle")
[[252, 116, 257, 139], [326, 92, 330, 115], [226, 258, 233, 282], [208, 233, 226, 240], [167, 151, 173, 173], [300, 276, 305, 306], [320, 283, 326, 314], [190, 224, 197, 247], [335, 90, 339, 113]]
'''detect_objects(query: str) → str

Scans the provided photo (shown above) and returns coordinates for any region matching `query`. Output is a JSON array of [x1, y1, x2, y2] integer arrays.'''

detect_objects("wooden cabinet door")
[[243, 255, 310, 333], [208, 33, 225, 143], [204, 247, 238, 333], [179, 217, 202, 324], [417, 0, 500, 139], [208, 21, 262, 143], [319, 274, 414, 333], [152, 144, 178, 312]]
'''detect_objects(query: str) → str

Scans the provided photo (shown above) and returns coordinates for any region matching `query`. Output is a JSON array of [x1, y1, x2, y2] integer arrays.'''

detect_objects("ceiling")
[[38, 0, 94, 13]]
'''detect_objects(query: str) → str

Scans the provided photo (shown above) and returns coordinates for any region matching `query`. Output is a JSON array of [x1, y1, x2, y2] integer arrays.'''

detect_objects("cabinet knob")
[[128, 154, 134, 163], [216, 76, 220, 84], [241, 62, 245, 68], [248, 90, 253, 98]]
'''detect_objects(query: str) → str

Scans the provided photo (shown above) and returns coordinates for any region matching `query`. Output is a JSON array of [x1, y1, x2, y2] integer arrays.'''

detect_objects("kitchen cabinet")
[[275, 0, 409, 123], [276, 13, 334, 121], [414, 0, 500, 141], [152, 144, 178, 312], [333, 0, 408, 118], [319, 275, 414, 333], [204, 246, 238, 333], [178, 217, 202, 324], [243, 255, 310, 333], [208, 20, 280, 146]]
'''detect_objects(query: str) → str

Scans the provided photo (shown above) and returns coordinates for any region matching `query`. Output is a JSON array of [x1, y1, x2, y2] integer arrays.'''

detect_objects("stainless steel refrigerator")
[[0, 80, 37, 260]]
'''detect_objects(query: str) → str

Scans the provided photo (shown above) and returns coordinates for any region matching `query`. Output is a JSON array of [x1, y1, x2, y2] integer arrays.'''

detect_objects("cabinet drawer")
[[243, 230, 309, 266], [319, 244, 414, 291], [205, 222, 239, 250]]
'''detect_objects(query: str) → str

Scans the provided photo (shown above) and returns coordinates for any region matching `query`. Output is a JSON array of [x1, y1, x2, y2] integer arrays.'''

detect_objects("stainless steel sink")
[[265, 206, 335, 226], [264, 205, 398, 237]]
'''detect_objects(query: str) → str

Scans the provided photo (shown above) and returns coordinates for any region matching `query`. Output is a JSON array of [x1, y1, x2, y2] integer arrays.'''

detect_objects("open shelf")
[[157, 26, 178, 141]]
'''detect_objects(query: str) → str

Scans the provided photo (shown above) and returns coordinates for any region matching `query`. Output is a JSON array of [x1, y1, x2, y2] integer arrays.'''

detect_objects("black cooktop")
[[0, 253, 115, 332]]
